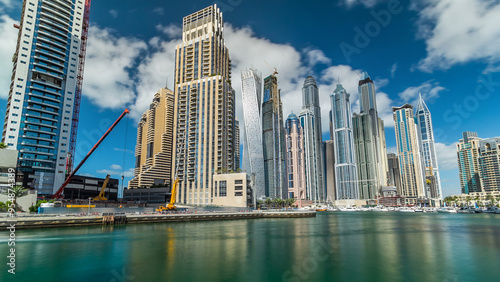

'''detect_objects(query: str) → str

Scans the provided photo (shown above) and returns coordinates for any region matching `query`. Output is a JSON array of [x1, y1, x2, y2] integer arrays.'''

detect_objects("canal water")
[[1, 212, 499, 281]]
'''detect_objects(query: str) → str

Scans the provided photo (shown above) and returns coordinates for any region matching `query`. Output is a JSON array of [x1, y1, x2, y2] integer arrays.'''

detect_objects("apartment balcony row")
[[41, 4, 71, 23], [27, 99, 61, 110], [45, 0, 72, 14], [25, 120, 58, 130], [20, 141, 56, 150], [38, 28, 68, 46], [35, 41, 66, 58], [21, 134, 57, 143]]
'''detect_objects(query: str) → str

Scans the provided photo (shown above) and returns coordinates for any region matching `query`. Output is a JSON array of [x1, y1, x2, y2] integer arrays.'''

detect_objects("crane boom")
[[53, 109, 130, 198], [93, 174, 110, 201]]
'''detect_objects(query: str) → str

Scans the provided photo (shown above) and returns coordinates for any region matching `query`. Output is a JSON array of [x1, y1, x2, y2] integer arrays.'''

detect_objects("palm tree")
[[286, 198, 296, 209], [0, 142, 7, 149], [264, 198, 272, 210], [3, 185, 29, 212], [273, 198, 280, 210], [465, 196, 472, 207], [485, 194, 494, 207], [257, 200, 263, 210]]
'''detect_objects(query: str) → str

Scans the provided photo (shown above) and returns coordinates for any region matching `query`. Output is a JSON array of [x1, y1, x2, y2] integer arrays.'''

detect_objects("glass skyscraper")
[[240, 68, 265, 201], [415, 94, 442, 199], [262, 74, 286, 199], [171, 5, 237, 205], [330, 84, 359, 200], [457, 131, 483, 194], [2, 0, 87, 195], [299, 76, 325, 202]]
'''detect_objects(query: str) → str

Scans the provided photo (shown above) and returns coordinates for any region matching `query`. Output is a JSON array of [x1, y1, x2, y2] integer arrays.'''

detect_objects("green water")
[[2, 212, 500, 281]]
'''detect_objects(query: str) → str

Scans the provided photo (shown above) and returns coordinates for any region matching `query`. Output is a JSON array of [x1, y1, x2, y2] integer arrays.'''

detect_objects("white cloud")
[[153, 7, 164, 15], [110, 164, 122, 170], [376, 91, 395, 128], [156, 23, 182, 39], [435, 142, 458, 171], [109, 10, 118, 18], [398, 80, 446, 104], [0, 15, 17, 99], [0, 0, 12, 8], [84, 25, 147, 110], [415, 0, 500, 72], [97, 166, 134, 178], [304, 48, 331, 66]]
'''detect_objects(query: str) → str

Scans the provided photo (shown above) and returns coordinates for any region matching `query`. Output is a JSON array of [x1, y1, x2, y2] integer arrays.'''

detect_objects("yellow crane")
[[156, 178, 179, 212], [93, 174, 110, 201]]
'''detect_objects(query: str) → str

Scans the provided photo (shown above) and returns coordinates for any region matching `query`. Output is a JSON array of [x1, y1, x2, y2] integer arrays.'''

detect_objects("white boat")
[[40, 202, 55, 208], [373, 206, 389, 212], [495, 207, 500, 214], [399, 207, 415, 213], [437, 207, 457, 213], [339, 207, 359, 212], [483, 207, 497, 214], [457, 207, 475, 214]]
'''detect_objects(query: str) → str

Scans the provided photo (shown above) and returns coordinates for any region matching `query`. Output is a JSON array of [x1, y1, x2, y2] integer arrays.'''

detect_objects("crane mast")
[[68, 0, 92, 174]]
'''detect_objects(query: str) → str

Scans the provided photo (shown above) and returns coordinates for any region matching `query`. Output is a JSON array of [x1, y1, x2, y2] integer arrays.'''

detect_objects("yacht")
[[339, 207, 359, 212], [373, 206, 389, 212], [437, 207, 457, 213], [457, 207, 475, 214], [399, 207, 415, 213]]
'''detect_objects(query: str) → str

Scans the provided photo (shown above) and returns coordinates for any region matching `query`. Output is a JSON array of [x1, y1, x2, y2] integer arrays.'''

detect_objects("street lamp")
[[88, 197, 91, 216]]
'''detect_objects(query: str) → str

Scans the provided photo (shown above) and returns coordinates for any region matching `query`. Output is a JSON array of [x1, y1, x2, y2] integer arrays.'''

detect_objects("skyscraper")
[[129, 88, 174, 189], [285, 113, 306, 200], [171, 5, 236, 205], [457, 132, 483, 194], [300, 76, 325, 202], [352, 113, 378, 199], [240, 68, 265, 200], [323, 140, 336, 202], [478, 138, 500, 192], [387, 153, 402, 194], [353, 72, 389, 200], [234, 119, 240, 171], [393, 104, 425, 204], [1, 0, 88, 194], [415, 94, 442, 199], [262, 74, 286, 199], [330, 84, 359, 200]]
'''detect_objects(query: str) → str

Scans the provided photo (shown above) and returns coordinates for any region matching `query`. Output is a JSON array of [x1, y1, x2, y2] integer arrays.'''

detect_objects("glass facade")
[[2, 0, 86, 194]]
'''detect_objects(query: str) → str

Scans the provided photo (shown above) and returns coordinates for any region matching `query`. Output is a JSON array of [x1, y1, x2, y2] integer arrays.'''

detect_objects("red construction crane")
[[67, 0, 92, 174], [53, 109, 130, 198]]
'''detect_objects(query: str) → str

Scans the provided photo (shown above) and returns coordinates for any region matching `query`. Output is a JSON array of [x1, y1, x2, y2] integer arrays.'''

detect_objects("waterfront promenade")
[[0, 210, 316, 230]]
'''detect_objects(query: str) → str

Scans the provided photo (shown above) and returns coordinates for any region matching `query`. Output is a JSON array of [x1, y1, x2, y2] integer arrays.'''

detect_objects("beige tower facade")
[[285, 113, 306, 200], [457, 132, 483, 194], [172, 5, 236, 205], [392, 104, 425, 204], [129, 88, 175, 189]]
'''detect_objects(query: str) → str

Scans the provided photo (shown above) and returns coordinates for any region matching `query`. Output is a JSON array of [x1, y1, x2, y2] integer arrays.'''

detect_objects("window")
[[235, 192, 243, 196], [219, 181, 227, 197], [235, 179, 243, 184], [235, 185, 243, 191]]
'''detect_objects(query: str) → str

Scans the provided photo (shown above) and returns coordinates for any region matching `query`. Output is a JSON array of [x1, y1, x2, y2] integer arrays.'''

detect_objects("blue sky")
[[1, 0, 500, 196]]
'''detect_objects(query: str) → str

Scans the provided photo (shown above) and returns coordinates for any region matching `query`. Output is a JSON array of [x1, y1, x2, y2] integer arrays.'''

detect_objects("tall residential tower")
[[330, 84, 359, 200], [415, 94, 442, 199], [285, 113, 306, 200], [299, 76, 325, 202], [240, 68, 265, 200], [171, 5, 237, 205], [2, 0, 88, 194], [262, 74, 286, 199], [457, 132, 483, 194], [393, 104, 425, 204]]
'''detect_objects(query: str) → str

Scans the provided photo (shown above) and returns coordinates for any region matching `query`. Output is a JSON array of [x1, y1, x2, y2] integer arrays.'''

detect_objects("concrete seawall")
[[0, 211, 316, 230]]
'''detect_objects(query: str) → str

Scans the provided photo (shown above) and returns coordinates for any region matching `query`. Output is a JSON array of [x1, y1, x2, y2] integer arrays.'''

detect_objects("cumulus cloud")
[[415, 0, 500, 72], [156, 23, 182, 39], [304, 48, 331, 66], [398, 80, 446, 104], [110, 164, 122, 170], [0, 15, 17, 99], [435, 142, 458, 171], [84, 25, 147, 110]]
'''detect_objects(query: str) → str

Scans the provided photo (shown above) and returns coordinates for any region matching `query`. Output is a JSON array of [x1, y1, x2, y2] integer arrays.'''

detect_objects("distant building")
[[415, 94, 442, 199], [123, 187, 170, 204], [387, 153, 402, 195], [330, 84, 359, 200], [478, 138, 500, 192], [129, 88, 174, 190], [392, 104, 425, 204], [240, 68, 265, 202], [323, 140, 336, 202], [213, 172, 253, 207], [285, 113, 306, 200], [64, 175, 119, 201], [1, 0, 88, 195], [300, 76, 325, 202], [171, 5, 237, 205], [262, 74, 286, 199], [457, 131, 483, 194]]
